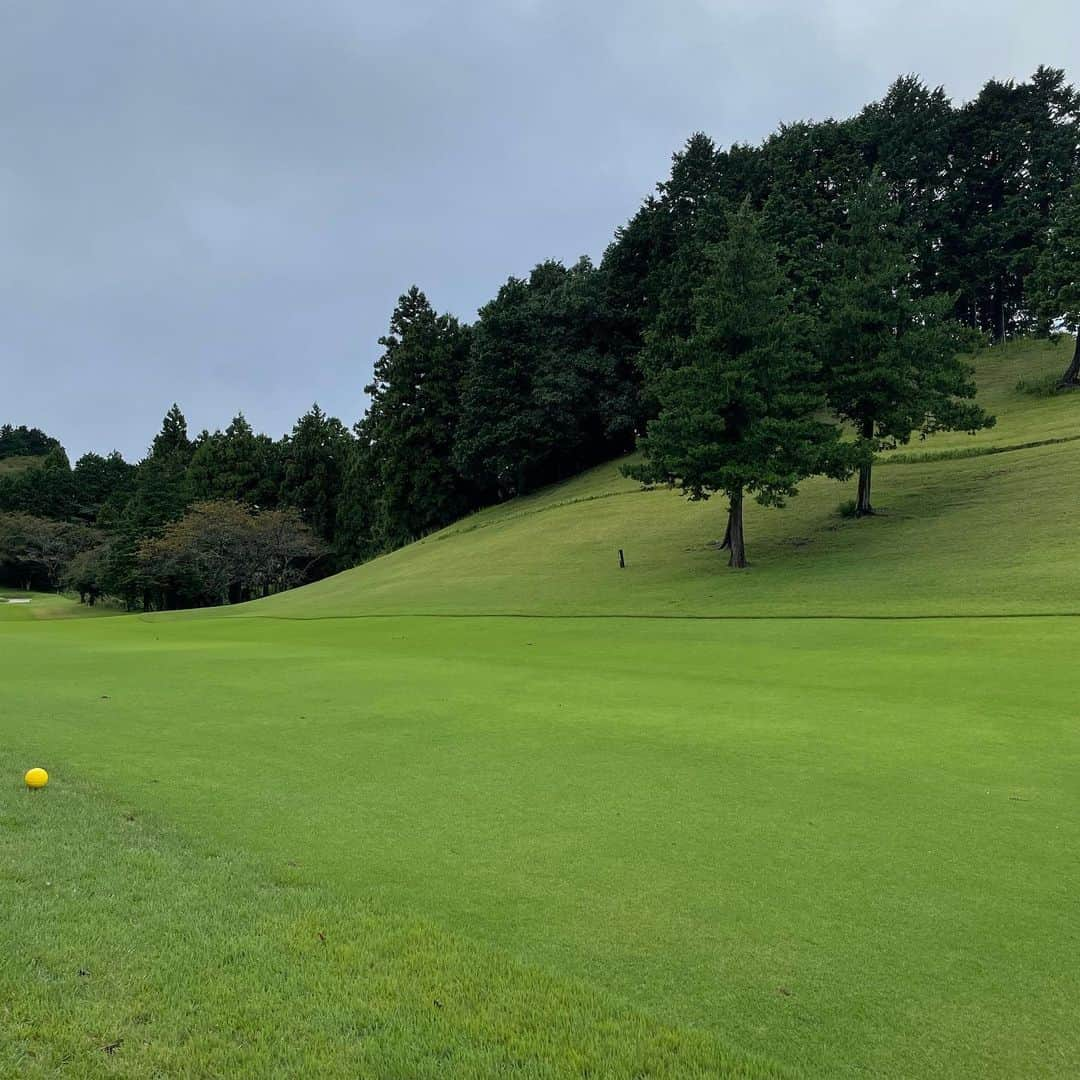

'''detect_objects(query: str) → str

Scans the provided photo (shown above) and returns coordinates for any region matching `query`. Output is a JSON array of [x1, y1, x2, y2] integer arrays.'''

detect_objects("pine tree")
[[626, 205, 851, 568], [822, 173, 994, 516]]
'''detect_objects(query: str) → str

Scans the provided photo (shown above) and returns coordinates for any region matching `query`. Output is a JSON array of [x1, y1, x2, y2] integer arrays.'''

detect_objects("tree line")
[[3, 67, 1078, 596]]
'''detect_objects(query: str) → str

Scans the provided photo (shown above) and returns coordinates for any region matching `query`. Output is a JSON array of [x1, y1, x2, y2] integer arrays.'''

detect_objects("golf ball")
[[24, 767, 49, 789]]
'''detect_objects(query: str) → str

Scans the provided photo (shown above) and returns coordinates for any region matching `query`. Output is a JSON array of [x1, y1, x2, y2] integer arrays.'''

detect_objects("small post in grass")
[[618, 549, 625, 569]]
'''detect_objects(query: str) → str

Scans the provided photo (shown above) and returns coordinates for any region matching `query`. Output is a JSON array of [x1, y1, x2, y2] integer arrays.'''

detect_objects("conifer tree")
[[1030, 181, 1080, 388], [187, 414, 278, 506], [626, 205, 851, 567], [364, 287, 472, 549], [279, 405, 352, 546], [822, 173, 994, 516]]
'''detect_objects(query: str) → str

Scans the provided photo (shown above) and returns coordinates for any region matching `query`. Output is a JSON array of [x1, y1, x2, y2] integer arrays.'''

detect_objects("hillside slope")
[[237, 338, 1079, 619]]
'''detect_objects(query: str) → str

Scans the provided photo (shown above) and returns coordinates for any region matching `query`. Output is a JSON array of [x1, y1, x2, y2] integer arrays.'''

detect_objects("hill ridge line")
[[200, 610, 1080, 623]]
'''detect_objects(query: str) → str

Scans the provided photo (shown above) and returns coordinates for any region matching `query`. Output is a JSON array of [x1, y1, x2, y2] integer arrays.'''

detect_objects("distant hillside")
[[228, 337, 1079, 621]]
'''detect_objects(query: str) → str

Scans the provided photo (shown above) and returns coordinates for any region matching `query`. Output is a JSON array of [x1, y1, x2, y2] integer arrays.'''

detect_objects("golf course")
[[3, 339, 1078, 1077]]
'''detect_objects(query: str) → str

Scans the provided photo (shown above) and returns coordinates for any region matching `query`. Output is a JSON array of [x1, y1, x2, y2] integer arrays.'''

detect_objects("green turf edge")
[[0, 753, 790, 1080]]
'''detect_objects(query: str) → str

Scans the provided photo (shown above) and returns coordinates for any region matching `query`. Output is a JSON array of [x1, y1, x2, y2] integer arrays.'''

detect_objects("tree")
[[137, 501, 324, 609], [279, 406, 352, 547], [455, 259, 641, 501], [363, 287, 473, 550], [940, 69, 1080, 338], [1030, 181, 1080, 387], [0, 424, 60, 459], [822, 174, 994, 516], [187, 414, 280, 506], [63, 542, 113, 605], [0, 513, 99, 590], [625, 205, 852, 567], [72, 451, 135, 523], [151, 404, 192, 459]]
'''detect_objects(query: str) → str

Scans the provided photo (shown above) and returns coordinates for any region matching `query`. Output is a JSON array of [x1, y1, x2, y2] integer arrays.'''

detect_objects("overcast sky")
[[3, 1, 1077, 460]]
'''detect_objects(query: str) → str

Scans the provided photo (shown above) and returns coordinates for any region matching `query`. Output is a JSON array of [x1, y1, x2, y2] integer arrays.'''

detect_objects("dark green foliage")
[[1030, 181, 1080, 386], [187, 414, 281, 507], [136, 500, 326, 610], [362, 288, 472, 551], [937, 68, 1080, 338], [72, 451, 136, 524], [455, 258, 640, 500], [626, 206, 852, 567], [759, 119, 864, 324], [0, 424, 59, 460], [821, 173, 995, 514], [279, 405, 353, 548], [0, 512, 100, 591]]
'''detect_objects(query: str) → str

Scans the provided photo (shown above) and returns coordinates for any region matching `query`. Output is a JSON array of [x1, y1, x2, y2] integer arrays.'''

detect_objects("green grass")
[[0, 455, 43, 476], [0, 591, 120, 622], [2, 337, 1079, 1077], [0, 754, 774, 1078], [221, 338, 1080, 620]]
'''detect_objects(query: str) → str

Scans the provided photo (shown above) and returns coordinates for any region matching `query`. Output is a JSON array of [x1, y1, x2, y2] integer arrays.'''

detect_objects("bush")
[[1015, 372, 1061, 396], [837, 499, 859, 519]]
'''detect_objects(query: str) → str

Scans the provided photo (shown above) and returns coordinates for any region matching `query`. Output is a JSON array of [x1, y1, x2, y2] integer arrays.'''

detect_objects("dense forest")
[[3, 68, 1079, 600]]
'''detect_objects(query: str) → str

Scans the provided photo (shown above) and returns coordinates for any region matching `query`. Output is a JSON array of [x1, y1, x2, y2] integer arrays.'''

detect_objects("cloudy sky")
[[3, 1, 1077, 460]]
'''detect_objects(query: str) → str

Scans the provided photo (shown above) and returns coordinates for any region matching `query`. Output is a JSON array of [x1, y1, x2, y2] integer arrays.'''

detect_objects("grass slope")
[[234, 338, 1080, 619], [3, 338, 1079, 1077], [0, 592, 120, 622]]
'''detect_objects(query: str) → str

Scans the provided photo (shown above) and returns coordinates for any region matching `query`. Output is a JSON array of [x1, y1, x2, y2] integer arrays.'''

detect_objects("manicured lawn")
[[4, 613, 1078, 1077], [2, 338, 1078, 1076], [1, 749, 773, 1079]]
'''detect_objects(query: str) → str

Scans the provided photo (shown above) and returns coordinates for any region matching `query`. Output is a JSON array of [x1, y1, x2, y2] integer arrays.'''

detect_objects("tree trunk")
[[856, 418, 875, 517], [1058, 332, 1080, 389], [725, 489, 747, 569]]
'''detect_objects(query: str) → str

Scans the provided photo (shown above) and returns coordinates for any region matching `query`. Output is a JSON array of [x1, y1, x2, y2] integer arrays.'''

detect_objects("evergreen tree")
[[857, 76, 957, 299], [280, 405, 352, 547], [821, 174, 994, 516], [151, 404, 192, 459], [626, 205, 851, 567], [187, 414, 279, 506], [1030, 181, 1080, 387], [72, 451, 135, 524], [455, 259, 640, 500], [941, 69, 1080, 338], [364, 287, 472, 550]]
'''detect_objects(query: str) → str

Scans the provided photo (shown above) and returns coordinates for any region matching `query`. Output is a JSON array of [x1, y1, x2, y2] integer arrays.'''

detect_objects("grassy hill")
[[2, 338, 1078, 1077], [235, 337, 1080, 619], [0, 591, 121, 621]]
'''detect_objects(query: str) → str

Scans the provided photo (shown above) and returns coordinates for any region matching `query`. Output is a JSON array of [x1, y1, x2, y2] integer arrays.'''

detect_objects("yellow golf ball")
[[24, 767, 49, 789]]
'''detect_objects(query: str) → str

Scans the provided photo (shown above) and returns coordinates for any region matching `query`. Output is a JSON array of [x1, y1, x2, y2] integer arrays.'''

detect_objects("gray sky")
[[3, 1, 1077, 460]]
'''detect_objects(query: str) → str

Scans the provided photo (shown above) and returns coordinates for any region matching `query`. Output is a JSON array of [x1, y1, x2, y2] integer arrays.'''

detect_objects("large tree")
[[1030, 181, 1080, 388], [455, 258, 640, 501], [362, 287, 472, 550], [822, 173, 994, 516], [626, 205, 851, 568], [279, 405, 352, 547]]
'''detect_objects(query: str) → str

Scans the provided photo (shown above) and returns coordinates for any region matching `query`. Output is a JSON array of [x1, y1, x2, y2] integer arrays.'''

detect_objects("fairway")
[[3, 342, 1080, 1077], [4, 611, 1079, 1077]]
